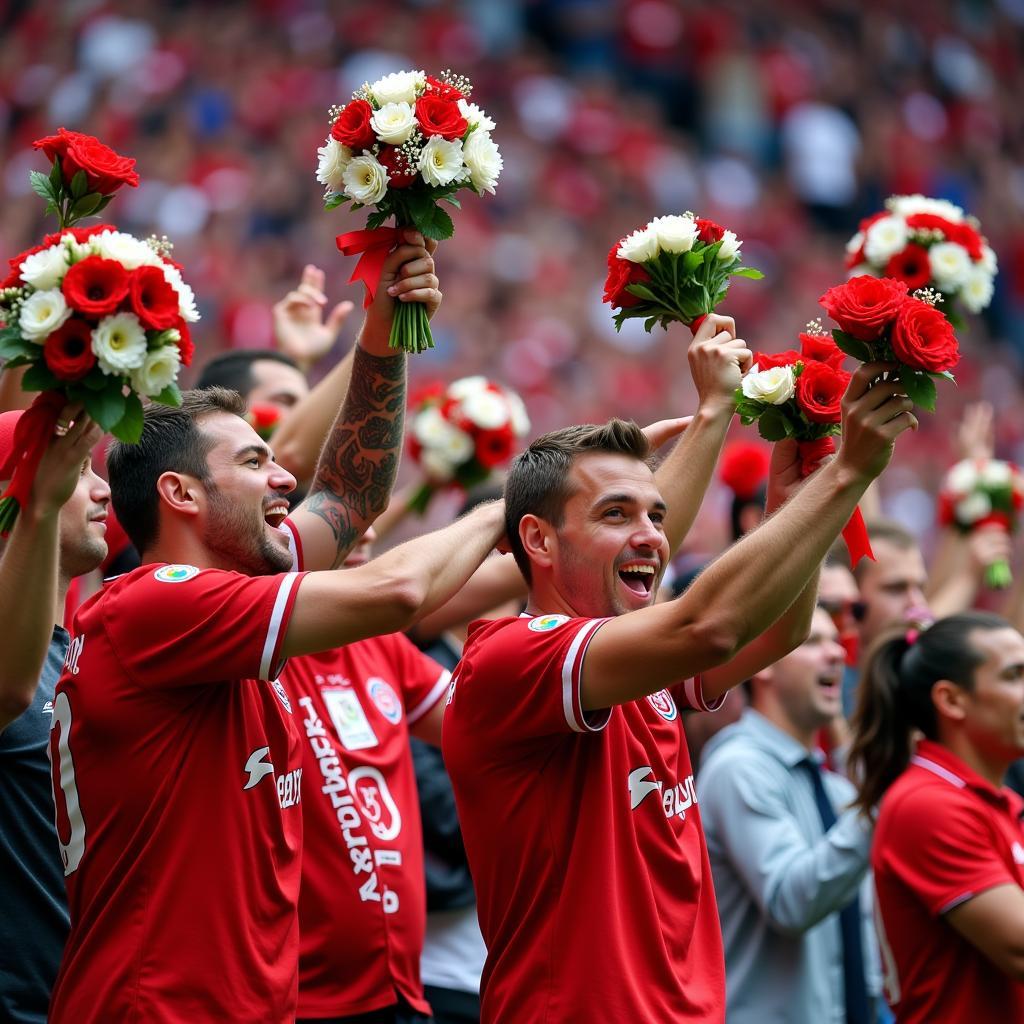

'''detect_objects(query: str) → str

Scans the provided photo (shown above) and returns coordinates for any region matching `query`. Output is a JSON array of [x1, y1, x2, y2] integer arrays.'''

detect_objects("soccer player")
[[44, 242, 503, 1023], [0, 405, 106, 1024], [849, 612, 1024, 1023], [443, 357, 917, 1022]]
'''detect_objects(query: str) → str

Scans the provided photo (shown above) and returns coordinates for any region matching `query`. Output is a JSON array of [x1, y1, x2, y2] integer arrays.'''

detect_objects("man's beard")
[[204, 484, 293, 576]]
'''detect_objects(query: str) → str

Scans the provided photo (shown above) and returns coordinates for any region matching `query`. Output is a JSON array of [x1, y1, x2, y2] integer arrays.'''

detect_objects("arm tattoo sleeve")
[[304, 346, 406, 556]]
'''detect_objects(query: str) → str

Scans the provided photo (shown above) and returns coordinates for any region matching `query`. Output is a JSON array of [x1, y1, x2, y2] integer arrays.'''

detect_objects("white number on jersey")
[[48, 691, 87, 875]]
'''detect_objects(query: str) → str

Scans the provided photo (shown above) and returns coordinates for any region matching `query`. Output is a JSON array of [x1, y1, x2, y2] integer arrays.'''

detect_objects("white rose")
[[460, 388, 510, 430], [18, 289, 72, 342], [741, 365, 795, 405], [91, 312, 148, 375], [130, 343, 181, 397], [418, 136, 465, 187], [462, 131, 502, 194], [955, 491, 991, 524], [980, 460, 1012, 488], [413, 406, 453, 445], [458, 99, 496, 133], [980, 243, 998, 275], [315, 138, 352, 193], [887, 194, 965, 223], [370, 101, 416, 145], [617, 225, 660, 263], [960, 264, 994, 313], [19, 245, 69, 290], [649, 215, 697, 254], [447, 375, 488, 400], [161, 264, 200, 323], [369, 70, 425, 107], [437, 424, 474, 464], [343, 153, 389, 205], [929, 242, 971, 292], [506, 391, 531, 437], [716, 229, 741, 262], [946, 459, 979, 494], [863, 215, 909, 265], [421, 448, 455, 483], [92, 230, 159, 270]]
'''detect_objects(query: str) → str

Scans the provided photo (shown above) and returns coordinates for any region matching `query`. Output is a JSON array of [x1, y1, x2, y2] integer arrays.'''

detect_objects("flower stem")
[[985, 559, 1013, 590]]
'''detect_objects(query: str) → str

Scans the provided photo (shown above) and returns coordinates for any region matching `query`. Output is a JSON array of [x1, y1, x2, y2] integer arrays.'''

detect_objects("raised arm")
[[581, 363, 917, 710], [287, 233, 441, 570]]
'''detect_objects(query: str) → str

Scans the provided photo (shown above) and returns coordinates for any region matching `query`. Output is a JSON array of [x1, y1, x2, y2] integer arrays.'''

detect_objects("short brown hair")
[[108, 387, 247, 555], [503, 419, 652, 582]]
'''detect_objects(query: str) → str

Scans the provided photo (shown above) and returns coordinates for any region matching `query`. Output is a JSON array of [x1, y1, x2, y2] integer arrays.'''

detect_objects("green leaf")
[[82, 370, 108, 390], [831, 329, 873, 363], [731, 267, 765, 280], [21, 361, 61, 392], [756, 405, 791, 442], [49, 159, 64, 190], [899, 370, 937, 412], [415, 203, 455, 241], [440, 195, 462, 209], [84, 385, 127, 431], [95, 195, 115, 213], [111, 391, 145, 443], [682, 250, 704, 273], [152, 381, 183, 408], [938, 370, 957, 385], [0, 332, 36, 361], [70, 170, 89, 199], [324, 193, 346, 211], [69, 193, 103, 221], [30, 170, 56, 204], [624, 283, 660, 303], [365, 209, 390, 230], [0, 355, 32, 370]]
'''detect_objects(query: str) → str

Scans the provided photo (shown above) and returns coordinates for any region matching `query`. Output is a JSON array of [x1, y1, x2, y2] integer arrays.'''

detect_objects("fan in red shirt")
[[443, 319, 918, 1023], [849, 612, 1024, 1023]]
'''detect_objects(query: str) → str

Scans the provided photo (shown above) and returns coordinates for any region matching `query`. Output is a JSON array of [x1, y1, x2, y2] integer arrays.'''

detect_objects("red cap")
[[0, 410, 24, 473]]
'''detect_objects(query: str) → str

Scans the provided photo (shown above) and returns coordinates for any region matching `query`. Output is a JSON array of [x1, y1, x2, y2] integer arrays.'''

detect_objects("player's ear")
[[155, 471, 203, 519], [519, 513, 555, 570]]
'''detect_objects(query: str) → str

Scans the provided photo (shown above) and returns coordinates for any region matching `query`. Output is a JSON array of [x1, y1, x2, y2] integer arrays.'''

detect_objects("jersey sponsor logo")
[[350, 766, 402, 841], [271, 678, 293, 714], [63, 634, 85, 676], [528, 614, 570, 632], [42, 700, 54, 716], [646, 689, 678, 721], [323, 688, 378, 750], [242, 746, 275, 791], [154, 564, 200, 584], [277, 767, 301, 809], [1014, 842, 1024, 865], [366, 677, 402, 724], [627, 764, 698, 820]]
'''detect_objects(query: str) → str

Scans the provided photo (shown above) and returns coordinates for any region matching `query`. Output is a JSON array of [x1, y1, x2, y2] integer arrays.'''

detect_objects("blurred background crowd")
[[2, 0, 1024, 557]]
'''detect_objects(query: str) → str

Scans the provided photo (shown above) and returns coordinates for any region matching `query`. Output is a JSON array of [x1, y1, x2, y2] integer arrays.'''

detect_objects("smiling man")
[[443, 351, 918, 1022]]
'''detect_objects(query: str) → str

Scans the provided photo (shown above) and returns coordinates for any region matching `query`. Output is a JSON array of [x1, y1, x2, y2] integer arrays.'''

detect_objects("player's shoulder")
[[880, 762, 985, 836], [466, 613, 584, 648]]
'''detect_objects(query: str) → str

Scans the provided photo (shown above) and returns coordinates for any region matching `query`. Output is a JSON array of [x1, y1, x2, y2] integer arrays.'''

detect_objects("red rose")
[[129, 265, 180, 330], [378, 146, 417, 188], [884, 244, 932, 291], [947, 223, 984, 261], [409, 380, 446, 409], [795, 360, 851, 424], [43, 318, 97, 381], [799, 332, 845, 370], [753, 349, 800, 370], [890, 298, 960, 374], [331, 100, 375, 150], [415, 95, 468, 140], [424, 75, 465, 101], [34, 128, 139, 194], [62, 256, 130, 316], [173, 318, 194, 367], [695, 218, 725, 244], [475, 426, 515, 469], [857, 211, 888, 234], [602, 244, 651, 310], [819, 275, 908, 342], [247, 403, 281, 440], [904, 212, 959, 239]]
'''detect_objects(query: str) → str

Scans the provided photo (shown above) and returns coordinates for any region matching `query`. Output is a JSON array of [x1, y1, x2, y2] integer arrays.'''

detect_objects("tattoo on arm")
[[304, 346, 406, 557]]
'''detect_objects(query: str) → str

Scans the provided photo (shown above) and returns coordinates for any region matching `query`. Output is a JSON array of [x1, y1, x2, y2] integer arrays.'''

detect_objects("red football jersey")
[[48, 563, 307, 1024], [442, 614, 726, 1023], [872, 739, 1024, 1023], [281, 635, 450, 1019]]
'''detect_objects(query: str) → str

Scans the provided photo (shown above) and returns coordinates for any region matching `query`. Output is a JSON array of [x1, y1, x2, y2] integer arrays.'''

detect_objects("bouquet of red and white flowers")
[[603, 214, 763, 334], [818, 276, 959, 411], [246, 403, 282, 441], [318, 69, 502, 354], [406, 376, 530, 514], [938, 458, 1024, 589], [845, 195, 996, 322], [0, 130, 195, 532]]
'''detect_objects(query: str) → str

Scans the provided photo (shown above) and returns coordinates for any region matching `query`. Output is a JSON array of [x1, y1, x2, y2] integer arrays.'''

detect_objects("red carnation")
[[884, 244, 932, 291], [795, 361, 851, 424], [247, 403, 281, 440], [129, 265, 180, 330], [424, 75, 465, 101], [331, 100, 376, 150], [409, 380, 446, 409], [890, 298, 960, 374], [753, 349, 800, 370], [905, 212, 959, 239], [43, 318, 97, 381], [415, 95, 468, 140], [172, 318, 194, 367], [475, 426, 515, 469], [799, 332, 845, 370], [62, 255, 130, 316], [378, 146, 417, 188], [947, 223, 984, 261], [696, 218, 725, 245], [34, 128, 139, 194], [819, 275, 908, 343], [602, 243, 651, 310]]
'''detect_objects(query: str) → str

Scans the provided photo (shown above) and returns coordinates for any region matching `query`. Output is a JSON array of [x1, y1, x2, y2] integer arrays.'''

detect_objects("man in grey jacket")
[[699, 603, 882, 1024]]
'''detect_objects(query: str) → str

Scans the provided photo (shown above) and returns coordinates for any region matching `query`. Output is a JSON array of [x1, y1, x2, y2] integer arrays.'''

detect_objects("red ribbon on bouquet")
[[797, 436, 874, 567], [335, 227, 402, 309], [0, 390, 67, 536], [689, 314, 708, 336]]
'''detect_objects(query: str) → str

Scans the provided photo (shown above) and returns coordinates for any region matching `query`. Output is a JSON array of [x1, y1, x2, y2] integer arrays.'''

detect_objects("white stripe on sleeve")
[[259, 573, 301, 680], [406, 670, 452, 725]]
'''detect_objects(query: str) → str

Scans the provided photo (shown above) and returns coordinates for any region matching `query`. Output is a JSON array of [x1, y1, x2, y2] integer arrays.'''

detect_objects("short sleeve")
[[106, 566, 306, 688], [387, 634, 451, 726], [881, 787, 1016, 916], [671, 675, 725, 713], [451, 616, 612, 742]]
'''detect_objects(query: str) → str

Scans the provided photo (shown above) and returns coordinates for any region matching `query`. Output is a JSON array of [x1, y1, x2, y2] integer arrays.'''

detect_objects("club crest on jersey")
[[271, 678, 293, 714], [647, 689, 678, 721], [367, 677, 402, 724], [528, 614, 570, 632], [154, 564, 200, 584]]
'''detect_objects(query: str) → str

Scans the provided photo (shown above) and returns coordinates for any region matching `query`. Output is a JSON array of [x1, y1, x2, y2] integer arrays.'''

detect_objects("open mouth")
[[263, 504, 289, 531], [617, 561, 657, 598], [817, 673, 842, 694]]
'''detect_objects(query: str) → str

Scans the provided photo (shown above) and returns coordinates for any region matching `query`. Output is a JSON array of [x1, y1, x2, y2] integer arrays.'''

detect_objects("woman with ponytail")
[[848, 611, 1024, 1023]]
